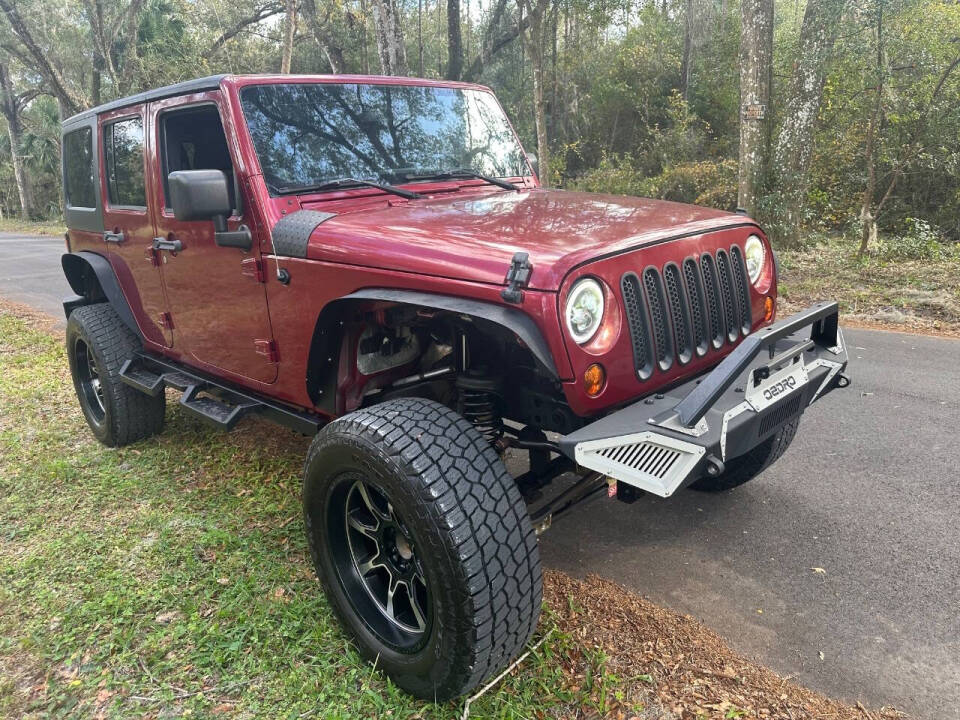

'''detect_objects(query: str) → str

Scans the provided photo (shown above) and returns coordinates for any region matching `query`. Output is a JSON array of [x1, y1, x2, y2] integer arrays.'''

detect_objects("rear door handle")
[[152, 237, 183, 253], [103, 230, 125, 244]]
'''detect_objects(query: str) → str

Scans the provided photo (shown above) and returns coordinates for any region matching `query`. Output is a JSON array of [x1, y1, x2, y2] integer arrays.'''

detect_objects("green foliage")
[[0, 0, 957, 245], [874, 218, 960, 261]]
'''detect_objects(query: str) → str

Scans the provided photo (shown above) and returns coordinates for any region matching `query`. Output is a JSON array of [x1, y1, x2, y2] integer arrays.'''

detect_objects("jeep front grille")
[[622, 246, 753, 381]]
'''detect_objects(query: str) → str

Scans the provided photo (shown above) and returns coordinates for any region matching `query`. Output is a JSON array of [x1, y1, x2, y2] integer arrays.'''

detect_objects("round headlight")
[[565, 278, 605, 344], [744, 234, 766, 284]]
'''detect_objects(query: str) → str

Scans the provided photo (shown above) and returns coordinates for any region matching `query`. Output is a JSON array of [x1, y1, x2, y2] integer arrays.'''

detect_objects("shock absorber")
[[456, 370, 504, 445]]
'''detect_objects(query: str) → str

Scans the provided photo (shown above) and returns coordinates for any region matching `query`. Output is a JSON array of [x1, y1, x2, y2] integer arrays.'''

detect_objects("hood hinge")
[[254, 339, 280, 363], [241, 257, 265, 283], [501, 251, 533, 304]]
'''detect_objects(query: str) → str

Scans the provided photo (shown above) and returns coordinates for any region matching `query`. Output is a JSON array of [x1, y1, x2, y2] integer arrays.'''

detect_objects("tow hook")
[[705, 455, 725, 477]]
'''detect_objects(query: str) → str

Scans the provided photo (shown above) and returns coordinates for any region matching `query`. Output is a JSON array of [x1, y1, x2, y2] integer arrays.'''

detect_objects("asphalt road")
[[3, 231, 959, 719]]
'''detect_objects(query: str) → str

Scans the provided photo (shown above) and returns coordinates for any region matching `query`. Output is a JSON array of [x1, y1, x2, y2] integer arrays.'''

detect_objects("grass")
[[0, 306, 638, 720], [0, 217, 66, 237], [778, 232, 960, 336]]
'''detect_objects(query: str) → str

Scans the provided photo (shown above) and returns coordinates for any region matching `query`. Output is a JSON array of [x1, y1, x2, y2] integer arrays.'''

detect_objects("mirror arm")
[[214, 217, 253, 251]]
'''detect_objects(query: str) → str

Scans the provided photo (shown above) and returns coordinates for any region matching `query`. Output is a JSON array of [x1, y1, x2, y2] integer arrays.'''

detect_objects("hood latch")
[[501, 251, 533, 304]]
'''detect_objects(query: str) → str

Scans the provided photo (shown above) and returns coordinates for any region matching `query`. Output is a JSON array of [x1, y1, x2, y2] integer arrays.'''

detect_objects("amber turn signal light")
[[584, 363, 606, 397], [764, 296, 774, 322]]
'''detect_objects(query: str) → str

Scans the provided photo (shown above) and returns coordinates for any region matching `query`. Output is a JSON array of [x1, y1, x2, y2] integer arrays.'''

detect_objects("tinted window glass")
[[160, 106, 236, 211], [104, 117, 146, 207], [240, 83, 528, 193], [63, 127, 96, 208]]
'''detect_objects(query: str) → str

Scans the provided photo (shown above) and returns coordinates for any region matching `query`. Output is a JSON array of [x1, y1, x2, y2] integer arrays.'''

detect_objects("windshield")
[[240, 83, 529, 194]]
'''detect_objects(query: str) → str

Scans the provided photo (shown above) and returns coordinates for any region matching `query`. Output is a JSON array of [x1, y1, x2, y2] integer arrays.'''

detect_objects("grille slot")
[[729, 245, 753, 335], [715, 249, 740, 343], [699, 253, 726, 348], [597, 442, 681, 479], [682, 258, 709, 356], [757, 392, 804, 437], [621, 273, 656, 380], [574, 431, 707, 498], [643, 267, 674, 371], [664, 263, 693, 364]]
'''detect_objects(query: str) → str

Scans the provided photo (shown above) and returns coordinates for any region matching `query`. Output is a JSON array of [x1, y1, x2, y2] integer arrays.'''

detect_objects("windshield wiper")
[[403, 169, 519, 191], [274, 177, 423, 200]]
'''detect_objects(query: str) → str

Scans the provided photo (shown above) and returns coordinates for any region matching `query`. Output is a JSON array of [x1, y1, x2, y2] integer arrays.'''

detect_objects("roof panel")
[[62, 74, 228, 126]]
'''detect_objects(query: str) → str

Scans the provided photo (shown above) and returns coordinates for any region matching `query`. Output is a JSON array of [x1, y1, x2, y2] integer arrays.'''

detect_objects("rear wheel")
[[690, 417, 800, 492], [303, 398, 542, 700], [67, 304, 166, 447]]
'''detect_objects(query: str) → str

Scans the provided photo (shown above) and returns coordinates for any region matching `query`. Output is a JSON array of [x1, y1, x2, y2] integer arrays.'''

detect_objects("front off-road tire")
[[690, 417, 800, 492], [302, 398, 542, 701], [67, 304, 166, 447]]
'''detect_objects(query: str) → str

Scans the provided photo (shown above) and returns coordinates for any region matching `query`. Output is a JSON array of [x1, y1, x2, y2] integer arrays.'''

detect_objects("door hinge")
[[241, 257, 265, 283], [501, 251, 533, 304], [145, 246, 160, 267], [254, 339, 280, 363], [159, 312, 174, 330]]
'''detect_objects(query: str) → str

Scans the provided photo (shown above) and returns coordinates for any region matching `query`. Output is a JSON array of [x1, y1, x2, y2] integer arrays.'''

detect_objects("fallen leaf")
[[155, 610, 181, 624], [811, 567, 826, 574]]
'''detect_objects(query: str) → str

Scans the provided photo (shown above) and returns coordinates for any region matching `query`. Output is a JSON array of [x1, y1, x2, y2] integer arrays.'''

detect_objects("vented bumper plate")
[[558, 302, 849, 497]]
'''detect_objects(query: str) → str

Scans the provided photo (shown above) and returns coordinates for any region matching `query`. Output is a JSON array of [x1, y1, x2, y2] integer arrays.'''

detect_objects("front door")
[[98, 105, 171, 348], [147, 96, 277, 385]]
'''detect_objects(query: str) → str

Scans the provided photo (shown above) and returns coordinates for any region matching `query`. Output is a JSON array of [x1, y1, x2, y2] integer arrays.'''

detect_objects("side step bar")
[[119, 353, 322, 435]]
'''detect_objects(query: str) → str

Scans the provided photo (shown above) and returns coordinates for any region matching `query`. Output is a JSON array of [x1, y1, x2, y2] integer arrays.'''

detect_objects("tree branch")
[[0, 0, 86, 113], [203, 3, 285, 58]]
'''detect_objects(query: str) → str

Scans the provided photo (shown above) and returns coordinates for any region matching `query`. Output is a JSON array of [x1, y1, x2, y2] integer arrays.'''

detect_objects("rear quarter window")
[[63, 127, 96, 209]]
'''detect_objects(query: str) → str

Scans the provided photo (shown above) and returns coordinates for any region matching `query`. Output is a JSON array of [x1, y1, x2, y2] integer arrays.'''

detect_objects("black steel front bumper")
[[557, 302, 849, 497]]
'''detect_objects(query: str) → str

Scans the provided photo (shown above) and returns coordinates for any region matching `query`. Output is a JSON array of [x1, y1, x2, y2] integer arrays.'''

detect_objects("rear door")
[[147, 94, 277, 385], [98, 105, 172, 347]]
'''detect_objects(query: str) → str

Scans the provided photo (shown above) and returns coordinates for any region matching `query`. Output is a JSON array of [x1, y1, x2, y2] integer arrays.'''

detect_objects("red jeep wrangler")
[[60, 74, 848, 700]]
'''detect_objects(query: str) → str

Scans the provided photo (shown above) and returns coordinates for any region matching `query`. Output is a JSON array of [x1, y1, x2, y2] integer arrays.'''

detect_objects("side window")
[[63, 127, 96, 209], [104, 117, 146, 207], [160, 105, 237, 212]]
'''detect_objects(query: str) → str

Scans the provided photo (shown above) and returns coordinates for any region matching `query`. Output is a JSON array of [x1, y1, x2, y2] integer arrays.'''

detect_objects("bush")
[[567, 156, 737, 210], [874, 218, 958, 260]]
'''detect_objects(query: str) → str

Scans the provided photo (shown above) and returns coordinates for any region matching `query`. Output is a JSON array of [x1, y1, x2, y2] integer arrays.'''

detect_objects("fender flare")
[[340, 288, 558, 378], [61, 251, 140, 337], [306, 288, 560, 411]]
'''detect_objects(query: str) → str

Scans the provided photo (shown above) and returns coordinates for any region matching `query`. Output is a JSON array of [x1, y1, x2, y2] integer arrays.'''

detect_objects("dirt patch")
[[544, 571, 905, 720], [778, 235, 960, 338]]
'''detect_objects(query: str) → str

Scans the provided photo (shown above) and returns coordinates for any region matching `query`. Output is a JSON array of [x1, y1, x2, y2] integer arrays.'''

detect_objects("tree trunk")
[[771, 0, 845, 244], [858, 0, 884, 258], [736, 0, 773, 216], [301, 0, 346, 73], [370, 0, 409, 75], [281, 0, 297, 73], [681, 0, 694, 100], [0, 65, 33, 219], [517, 0, 550, 185], [446, 0, 463, 80]]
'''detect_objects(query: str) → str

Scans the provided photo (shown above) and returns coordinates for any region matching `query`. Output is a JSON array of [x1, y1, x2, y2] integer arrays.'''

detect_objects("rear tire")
[[302, 397, 542, 701], [690, 417, 800, 492], [67, 304, 166, 447]]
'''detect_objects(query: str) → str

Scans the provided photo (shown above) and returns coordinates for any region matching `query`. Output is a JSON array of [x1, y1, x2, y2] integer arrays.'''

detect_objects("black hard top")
[[62, 74, 228, 127]]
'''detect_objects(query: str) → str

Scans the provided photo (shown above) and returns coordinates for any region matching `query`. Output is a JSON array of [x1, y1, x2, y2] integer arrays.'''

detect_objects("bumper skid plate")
[[558, 302, 849, 498]]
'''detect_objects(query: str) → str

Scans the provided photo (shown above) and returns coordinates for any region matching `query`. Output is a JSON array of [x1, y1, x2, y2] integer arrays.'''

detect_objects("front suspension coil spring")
[[456, 371, 504, 445]]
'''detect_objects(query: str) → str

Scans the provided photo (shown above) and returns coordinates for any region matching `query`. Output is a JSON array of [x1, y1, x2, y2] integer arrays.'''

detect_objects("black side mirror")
[[168, 169, 252, 251]]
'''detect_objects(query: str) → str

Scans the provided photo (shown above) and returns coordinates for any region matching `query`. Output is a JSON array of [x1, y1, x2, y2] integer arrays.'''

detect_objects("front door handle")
[[103, 230, 125, 244], [152, 237, 183, 253]]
